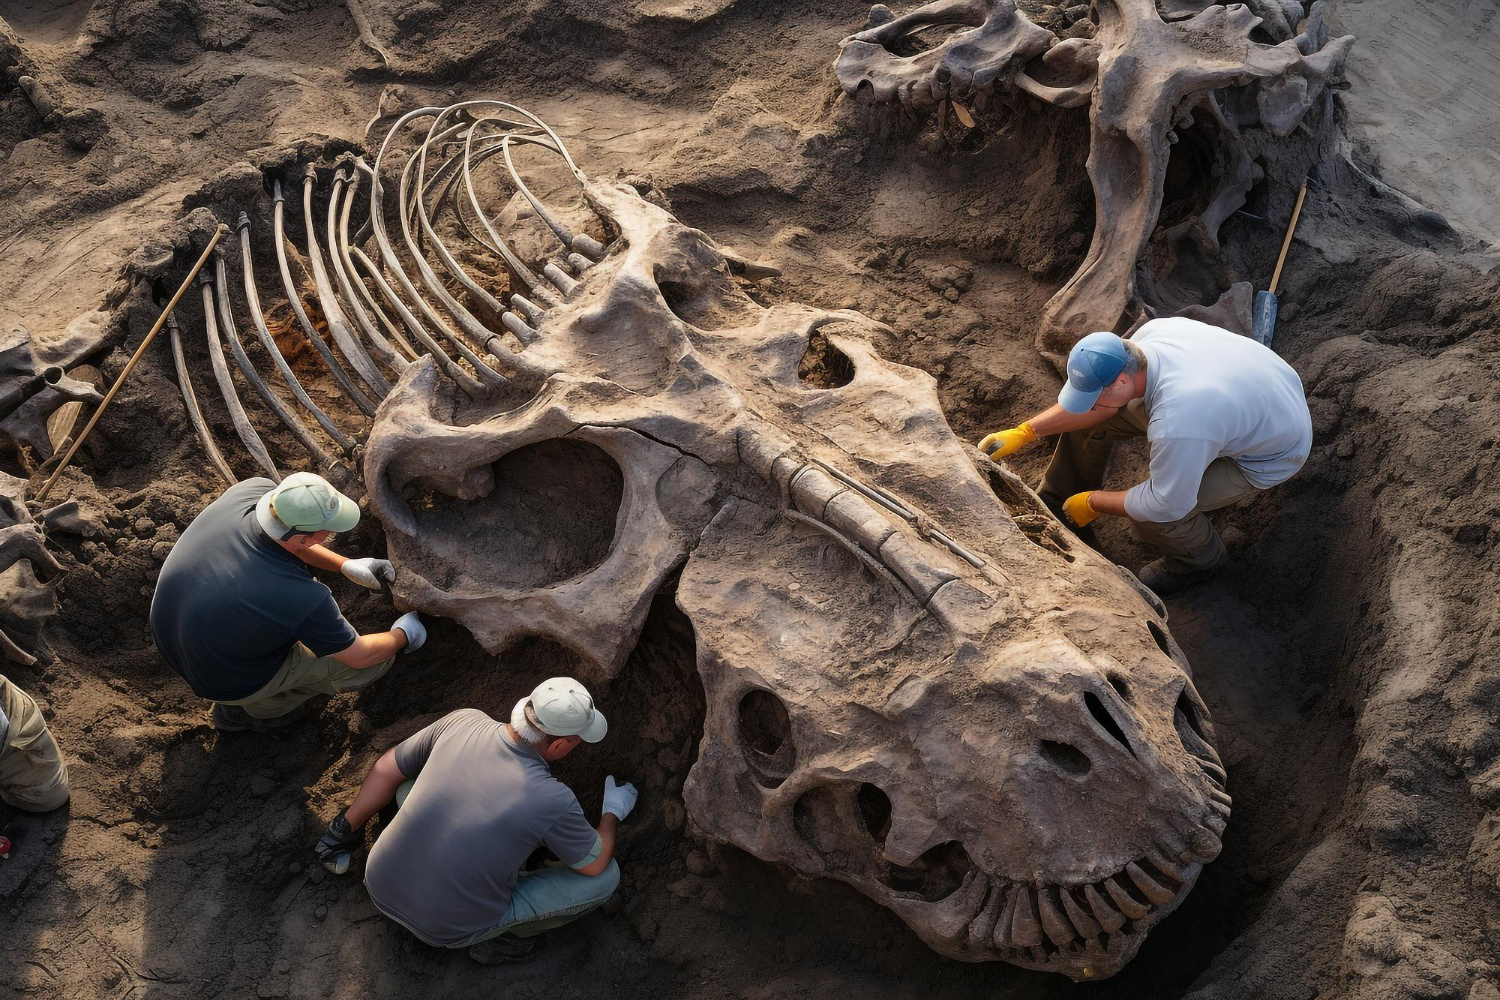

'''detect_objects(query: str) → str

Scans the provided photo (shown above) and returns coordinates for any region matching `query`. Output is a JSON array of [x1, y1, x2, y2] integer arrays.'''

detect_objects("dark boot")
[[1136, 558, 1219, 597], [209, 702, 309, 734], [468, 932, 547, 965]]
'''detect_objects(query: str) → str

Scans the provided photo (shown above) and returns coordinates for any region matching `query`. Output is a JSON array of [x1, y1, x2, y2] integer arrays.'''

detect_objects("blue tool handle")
[[1252, 289, 1278, 347]]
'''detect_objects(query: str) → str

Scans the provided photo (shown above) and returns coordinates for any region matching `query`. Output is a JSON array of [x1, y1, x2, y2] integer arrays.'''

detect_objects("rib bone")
[[168, 313, 236, 486], [198, 274, 279, 481]]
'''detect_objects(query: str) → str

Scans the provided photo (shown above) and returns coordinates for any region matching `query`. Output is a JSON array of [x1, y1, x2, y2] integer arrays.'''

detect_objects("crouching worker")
[[314, 677, 637, 964], [0, 673, 70, 812], [979, 317, 1311, 596], [150, 473, 426, 733]]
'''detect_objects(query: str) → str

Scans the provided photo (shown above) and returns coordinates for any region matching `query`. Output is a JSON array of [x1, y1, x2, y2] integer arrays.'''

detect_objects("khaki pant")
[[0, 674, 70, 812], [218, 642, 397, 720], [1039, 399, 1261, 573]]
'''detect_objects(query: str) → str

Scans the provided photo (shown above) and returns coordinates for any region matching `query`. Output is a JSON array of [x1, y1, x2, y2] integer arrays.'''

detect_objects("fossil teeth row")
[[975, 854, 1203, 961]]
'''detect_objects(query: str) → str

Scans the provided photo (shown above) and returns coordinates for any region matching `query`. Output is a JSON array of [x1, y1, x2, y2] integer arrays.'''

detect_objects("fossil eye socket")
[[737, 689, 796, 788]]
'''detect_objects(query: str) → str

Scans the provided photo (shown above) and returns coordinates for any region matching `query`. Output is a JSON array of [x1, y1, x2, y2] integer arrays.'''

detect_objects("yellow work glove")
[[1063, 491, 1100, 528], [978, 422, 1038, 460]]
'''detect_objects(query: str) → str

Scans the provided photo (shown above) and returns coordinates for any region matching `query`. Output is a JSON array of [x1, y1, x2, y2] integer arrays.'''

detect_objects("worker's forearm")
[[1027, 403, 1119, 436], [345, 749, 406, 828], [332, 630, 407, 669], [591, 814, 619, 868], [296, 543, 348, 574], [1086, 490, 1129, 517]]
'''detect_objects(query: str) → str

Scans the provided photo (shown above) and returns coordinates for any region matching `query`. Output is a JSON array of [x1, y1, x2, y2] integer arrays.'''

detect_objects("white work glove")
[[392, 612, 426, 652], [342, 557, 395, 590], [602, 775, 638, 821]]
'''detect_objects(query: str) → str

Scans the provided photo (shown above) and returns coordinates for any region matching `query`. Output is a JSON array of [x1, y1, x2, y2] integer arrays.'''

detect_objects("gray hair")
[[510, 700, 552, 747], [1121, 339, 1147, 376]]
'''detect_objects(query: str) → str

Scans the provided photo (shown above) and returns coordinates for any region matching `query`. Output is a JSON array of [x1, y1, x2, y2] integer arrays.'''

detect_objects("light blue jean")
[[392, 779, 621, 947]]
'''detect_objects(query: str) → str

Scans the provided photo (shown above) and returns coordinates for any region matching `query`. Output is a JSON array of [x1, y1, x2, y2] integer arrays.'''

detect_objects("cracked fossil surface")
[[836, 0, 1353, 357], [161, 104, 1229, 979]]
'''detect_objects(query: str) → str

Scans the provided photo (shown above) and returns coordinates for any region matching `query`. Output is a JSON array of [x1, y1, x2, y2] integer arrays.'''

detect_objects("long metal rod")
[[37, 225, 227, 503], [236, 213, 358, 454], [167, 313, 236, 486], [198, 274, 280, 481], [299, 167, 391, 398], [273, 179, 379, 415], [212, 248, 339, 471]]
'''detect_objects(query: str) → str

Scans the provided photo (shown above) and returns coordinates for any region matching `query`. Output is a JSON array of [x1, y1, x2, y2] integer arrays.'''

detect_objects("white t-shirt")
[[1124, 317, 1312, 523]]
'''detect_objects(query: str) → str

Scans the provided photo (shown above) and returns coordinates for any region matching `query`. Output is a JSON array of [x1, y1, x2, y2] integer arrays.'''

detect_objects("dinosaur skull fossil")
[[836, 0, 1353, 355], [364, 161, 1231, 978]]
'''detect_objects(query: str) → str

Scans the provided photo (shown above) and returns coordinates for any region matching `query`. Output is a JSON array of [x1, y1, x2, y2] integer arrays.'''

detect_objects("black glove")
[[315, 808, 363, 875]]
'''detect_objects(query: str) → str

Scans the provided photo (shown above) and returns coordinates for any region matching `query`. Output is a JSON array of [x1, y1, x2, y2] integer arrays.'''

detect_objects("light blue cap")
[[1058, 332, 1129, 413]]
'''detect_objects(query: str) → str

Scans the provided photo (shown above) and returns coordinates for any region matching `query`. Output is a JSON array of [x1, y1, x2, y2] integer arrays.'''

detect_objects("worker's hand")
[[342, 557, 395, 590], [978, 422, 1038, 461], [602, 775, 638, 822], [314, 808, 362, 875], [392, 611, 426, 652], [1063, 491, 1100, 528]]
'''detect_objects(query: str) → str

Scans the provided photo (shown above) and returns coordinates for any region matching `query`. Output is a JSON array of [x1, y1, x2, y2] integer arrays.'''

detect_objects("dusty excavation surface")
[[1, 1, 1498, 998]]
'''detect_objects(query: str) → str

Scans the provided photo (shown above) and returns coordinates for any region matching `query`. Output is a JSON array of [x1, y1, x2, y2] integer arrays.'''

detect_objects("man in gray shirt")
[[979, 317, 1312, 595], [314, 677, 637, 964], [151, 473, 427, 732]]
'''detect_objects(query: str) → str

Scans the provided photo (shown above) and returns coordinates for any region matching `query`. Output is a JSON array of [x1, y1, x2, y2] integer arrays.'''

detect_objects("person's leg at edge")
[[1131, 457, 1262, 576], [463, 860, 623, 946], [0, 728, 70, 812], [220, 642, 398, 720]]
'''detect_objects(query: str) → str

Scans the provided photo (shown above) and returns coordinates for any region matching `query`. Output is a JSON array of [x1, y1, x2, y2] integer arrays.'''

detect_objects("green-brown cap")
[[255, 473, 361, 541]]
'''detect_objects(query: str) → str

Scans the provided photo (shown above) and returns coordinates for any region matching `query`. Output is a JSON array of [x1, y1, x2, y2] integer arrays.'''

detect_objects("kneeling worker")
[[314, 677, 637, 963], [150, 473, 426, 732], [980, 317, 1311, 595], [0, 673, 70, 812]]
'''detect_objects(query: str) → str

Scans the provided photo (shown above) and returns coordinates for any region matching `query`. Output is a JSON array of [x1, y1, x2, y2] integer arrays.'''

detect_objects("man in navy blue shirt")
[[151, 473, 427, 732]]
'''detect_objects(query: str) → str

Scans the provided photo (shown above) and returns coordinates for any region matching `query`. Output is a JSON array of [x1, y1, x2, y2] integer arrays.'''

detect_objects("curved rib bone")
[[236, 214, 358, 455], [298, 166, 392, 398], [273, 179, 379, 416], [326, 168, 409, 374], [212, 248, 340, 472], [332, 170, 419, 362], [168, 313, 236, 486], [198, 273, 279, 481]]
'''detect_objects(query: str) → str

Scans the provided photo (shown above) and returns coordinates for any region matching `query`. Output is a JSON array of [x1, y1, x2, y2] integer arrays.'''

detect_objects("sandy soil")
[[1, 2, 1498, 998]]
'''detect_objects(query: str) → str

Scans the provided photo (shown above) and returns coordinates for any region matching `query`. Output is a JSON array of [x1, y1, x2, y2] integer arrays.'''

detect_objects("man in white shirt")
[[978, 317, 1312, 595]]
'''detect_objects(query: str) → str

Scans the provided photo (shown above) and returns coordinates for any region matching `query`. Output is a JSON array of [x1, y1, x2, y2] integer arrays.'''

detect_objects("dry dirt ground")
[[1, 2, 1499, 998]]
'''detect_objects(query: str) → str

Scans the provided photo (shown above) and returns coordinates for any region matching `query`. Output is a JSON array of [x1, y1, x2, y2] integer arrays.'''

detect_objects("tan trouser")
[[218, 642, 397, 720], [1039, 399, 1262, 573], [0, 674, 70, 812]]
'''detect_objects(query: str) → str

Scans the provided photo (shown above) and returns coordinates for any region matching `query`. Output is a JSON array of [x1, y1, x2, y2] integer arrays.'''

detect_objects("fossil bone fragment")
[[836, 0, 1353, 355], [168, 104, 1230, 980]]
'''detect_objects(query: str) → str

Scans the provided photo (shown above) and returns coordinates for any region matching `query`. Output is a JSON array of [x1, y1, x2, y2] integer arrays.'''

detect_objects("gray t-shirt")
[[149, 479, 358, 700], [365, 709, 601, 946], [1125, 318, 1313, 522]]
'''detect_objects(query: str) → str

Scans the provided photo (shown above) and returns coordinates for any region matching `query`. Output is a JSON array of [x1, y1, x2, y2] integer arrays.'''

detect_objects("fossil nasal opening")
[[1040, 739, 1091, 777], [797, 329, 855, 389], [1085, 691, 1135, 758], [1148, 620, 1173, 659]]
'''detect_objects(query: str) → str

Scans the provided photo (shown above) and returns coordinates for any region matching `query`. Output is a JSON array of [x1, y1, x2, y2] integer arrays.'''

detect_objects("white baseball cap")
[[518, 677, 608, 743]]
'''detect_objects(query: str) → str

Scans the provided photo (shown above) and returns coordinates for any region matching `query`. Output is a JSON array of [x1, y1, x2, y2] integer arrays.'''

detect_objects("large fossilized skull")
[[365, 165, 1230, 978], [836, 0, 1353, 355]]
